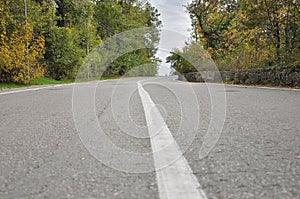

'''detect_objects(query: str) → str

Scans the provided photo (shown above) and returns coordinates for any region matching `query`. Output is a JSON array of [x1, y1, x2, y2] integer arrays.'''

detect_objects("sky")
[[149, 0, 193, 76]]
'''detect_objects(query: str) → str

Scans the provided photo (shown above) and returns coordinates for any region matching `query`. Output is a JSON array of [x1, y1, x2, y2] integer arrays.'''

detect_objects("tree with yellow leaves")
[[0, 23, 45, 84]]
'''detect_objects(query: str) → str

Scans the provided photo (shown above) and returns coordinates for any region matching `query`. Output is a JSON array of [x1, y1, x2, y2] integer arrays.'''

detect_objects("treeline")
[[168, 0, 300, 73], [0, 0, 161, 84]]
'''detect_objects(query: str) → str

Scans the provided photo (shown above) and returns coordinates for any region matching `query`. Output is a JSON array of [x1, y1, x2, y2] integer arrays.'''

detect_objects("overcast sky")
[[149, 0, 193, 76]]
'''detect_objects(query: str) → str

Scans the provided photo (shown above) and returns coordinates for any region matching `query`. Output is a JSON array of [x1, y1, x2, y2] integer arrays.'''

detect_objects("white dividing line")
[[137, 81, 207, 199]]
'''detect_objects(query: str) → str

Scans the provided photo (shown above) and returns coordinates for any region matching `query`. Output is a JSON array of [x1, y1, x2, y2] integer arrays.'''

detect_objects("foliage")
[[45, 27, 84, 80], [0, 23, 45, 84], [107, 49, 157, 77], [167, 42, 214, 73], [179, 0, 300, 72], [0, 0, 161, 84], [93, 0, 161, 77], [125, 63, 158, 77]]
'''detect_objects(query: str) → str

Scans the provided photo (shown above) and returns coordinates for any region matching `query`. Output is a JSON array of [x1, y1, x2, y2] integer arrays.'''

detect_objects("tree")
[[0, 0, 162, 83], [186, 0, 300, 71], [167, 42, 213, 74], [92, 0, 161, 77], [0, 23, 45, 84], [45, 27, 83, 80], [0, 0, 46, 84]]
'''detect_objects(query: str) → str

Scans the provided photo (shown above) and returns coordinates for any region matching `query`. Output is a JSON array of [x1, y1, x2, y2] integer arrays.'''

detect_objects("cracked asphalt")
[[0, 77, 299, 198]]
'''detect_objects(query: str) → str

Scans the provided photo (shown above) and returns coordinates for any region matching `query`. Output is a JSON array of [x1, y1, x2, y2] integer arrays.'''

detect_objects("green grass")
[[0, 83, 25, 89], [29, 77, 75, 85], [0, 77, 75, 90], [0, 76, 120, 90]]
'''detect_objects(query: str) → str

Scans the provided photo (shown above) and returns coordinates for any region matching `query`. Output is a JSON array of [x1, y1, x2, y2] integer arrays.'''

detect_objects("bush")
[[45, 27, 84, 80]]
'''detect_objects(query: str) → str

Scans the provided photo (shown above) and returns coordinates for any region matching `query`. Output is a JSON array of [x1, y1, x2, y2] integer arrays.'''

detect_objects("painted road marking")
[[137, 81, 207, 199]]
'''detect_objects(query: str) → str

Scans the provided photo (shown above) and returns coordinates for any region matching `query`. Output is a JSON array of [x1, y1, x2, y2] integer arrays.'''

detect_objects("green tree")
[[92, 0, 161, 77], [167, 42, 213, 74], [45, 27, 84, 80]]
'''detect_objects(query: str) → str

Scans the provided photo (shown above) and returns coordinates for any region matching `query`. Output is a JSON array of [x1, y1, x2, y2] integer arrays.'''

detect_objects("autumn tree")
[[185, 0, 300, 71], [0, 23, 45, 84], [0, 0, 46, 84]]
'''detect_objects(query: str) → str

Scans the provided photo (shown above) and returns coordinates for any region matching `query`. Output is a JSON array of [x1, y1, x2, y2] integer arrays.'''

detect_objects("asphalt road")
[[0, 77, 299, 199]]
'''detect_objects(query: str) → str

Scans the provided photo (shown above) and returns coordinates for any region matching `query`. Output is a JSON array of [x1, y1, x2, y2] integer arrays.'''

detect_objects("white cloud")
[[149, 0, 192, 75]]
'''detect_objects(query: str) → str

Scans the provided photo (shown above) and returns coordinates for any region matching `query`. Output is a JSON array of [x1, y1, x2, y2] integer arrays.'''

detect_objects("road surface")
[[0, 77, 299, 198]]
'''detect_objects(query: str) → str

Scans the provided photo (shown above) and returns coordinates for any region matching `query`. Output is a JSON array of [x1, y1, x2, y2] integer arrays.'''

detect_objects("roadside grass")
[[0, 77, 75, 90], [0, 76, 119, 90], [0, 83, 25, 89], [30, 77, 75, 85]]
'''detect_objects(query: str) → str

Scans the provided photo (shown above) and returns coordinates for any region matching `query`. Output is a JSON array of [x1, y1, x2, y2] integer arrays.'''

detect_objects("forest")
[[0, 0, 161, 84], [167, 0, 300, 74]]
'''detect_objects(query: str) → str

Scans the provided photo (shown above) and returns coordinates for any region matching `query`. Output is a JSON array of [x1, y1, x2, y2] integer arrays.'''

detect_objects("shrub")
[[45, 27, 84, 80]]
